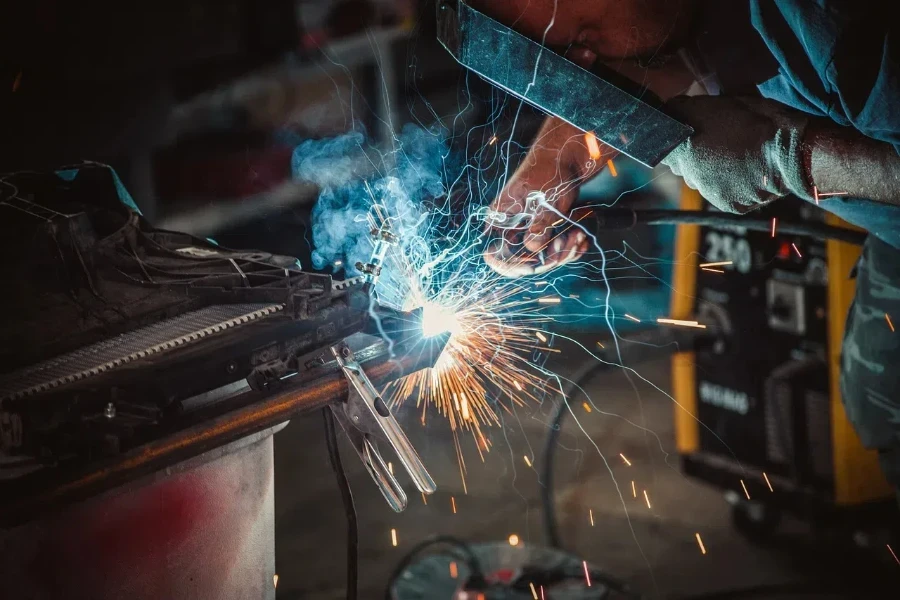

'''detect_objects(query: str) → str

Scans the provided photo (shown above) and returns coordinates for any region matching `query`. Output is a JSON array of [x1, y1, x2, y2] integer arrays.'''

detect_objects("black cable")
[[383, 534, 484, 600], [578, 208, 868, 245], [323, 408, 358, 600]]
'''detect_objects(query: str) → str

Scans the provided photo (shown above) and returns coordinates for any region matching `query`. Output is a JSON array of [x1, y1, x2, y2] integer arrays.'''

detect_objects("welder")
[[475, 1, 900, 495]]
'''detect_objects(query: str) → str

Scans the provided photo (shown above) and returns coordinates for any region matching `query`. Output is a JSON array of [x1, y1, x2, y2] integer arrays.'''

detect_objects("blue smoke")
[[292, 124, 450, 286]]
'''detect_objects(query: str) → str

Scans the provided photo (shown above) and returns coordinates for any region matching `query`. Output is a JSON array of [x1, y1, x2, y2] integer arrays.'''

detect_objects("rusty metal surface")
[[0, 338, 440, 527], [0, 429, 277, 600]]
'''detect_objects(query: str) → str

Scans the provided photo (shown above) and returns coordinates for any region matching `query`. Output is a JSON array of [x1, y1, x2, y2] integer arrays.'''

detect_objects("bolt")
[[341, 347, 351, 358], [104, 402, 116, 419]]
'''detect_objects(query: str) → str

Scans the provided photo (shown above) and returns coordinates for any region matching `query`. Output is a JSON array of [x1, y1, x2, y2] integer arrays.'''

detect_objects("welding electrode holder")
[[329, 343, 436, 512]]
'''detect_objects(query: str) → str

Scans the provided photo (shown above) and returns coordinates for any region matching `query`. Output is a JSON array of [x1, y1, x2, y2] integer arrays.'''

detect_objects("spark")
[[643, 490, 652, 509], [740, 479, 751, 500], [792, 243, 802, 258], [584, 132, 602, 160], [514, 380, 523, 391], [529, 582, 539, 599], [508, 534, 520, 546], [701, 267, 725, 274], [763, 472, 774, 492], [461, 395, 470, 420], [583, 401, 592, 413], [624, 314, 641, 323], [589, 509, 594, 526], [619, 453, 632, 466], [607, 159, 618, 177], [273, 574, 279, 588], [451, 496, 457, 514], [596, 341, 605, 349], [695, 533, 707, 555], [524, 455, 532, 467], [699, 261, 732, 268], [388, 461, 393, 475], [887, 314, 895, 332], [334, 259, 343, 267], [771, 217, 777, 237], [535, 331, 548, 343], [541, 586, 546, 600], [813, 185, 819, 205], [888, 544, 900, 566], [583, 560, 592, 587], [391, 529, 398, 547], [534, 280, 548, 286], [632, 481, 636, 497], [657, 318, 706, 329], [489, 135, 498, 145], [537, 296, 561, 304], [818, 190, 848, 198], [422, 492, 428, 505], [450, 562, 458, 578]]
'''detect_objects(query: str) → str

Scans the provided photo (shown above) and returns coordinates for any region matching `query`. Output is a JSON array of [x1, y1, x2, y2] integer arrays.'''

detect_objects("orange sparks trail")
[[508, 534, 520, 546], [273, 574, 279, 589], [583, 401, 592, 413], [695, 533, 707, 555], [538, 296, 561, 304], [888, 544, 900, 566], [643, 490, 652, 509], [740, 479, 751, 500], [450, 562, 458, 579], [529, 582, 539, 599], [391, 529, 398, 547], [701, 267, 725, 274], [524, 455, 532, 467], [620, 453, 632, 466], [887, 314, 895, 332], [624, 313, 641, 323], [422, 493, 428, 505], [583, 560, 592, 587], [589, 509, 595, 526], [607, 159, 618, 177], [763, 472, 774, 492], [489, 136, 498, 145], [771, 217, 777, 237], [596, 340, 605, 349], [792, 243, 802, 258], [584, 132, 602, 160], [657, 318, 707, 329], [541, 586, 546, 600], [632, 481, 637, 497], [388, 462, 393, 475], [451, 496, 457, 514], [699, 261, 732, 268]]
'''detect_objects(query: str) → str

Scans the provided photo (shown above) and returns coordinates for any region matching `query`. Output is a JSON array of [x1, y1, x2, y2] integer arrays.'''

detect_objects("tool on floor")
[[436, 0, 693, 168]]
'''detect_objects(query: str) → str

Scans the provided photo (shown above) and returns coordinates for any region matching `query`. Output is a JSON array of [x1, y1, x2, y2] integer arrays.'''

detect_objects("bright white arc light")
[[421, 302, 461, 338]]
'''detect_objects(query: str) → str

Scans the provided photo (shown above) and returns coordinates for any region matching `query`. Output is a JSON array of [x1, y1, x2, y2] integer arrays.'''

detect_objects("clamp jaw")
[[329, 342, 436, 511]]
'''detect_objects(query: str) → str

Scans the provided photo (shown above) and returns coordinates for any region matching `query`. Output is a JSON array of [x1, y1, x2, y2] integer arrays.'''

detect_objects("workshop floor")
[[273, 355, 896, 599]]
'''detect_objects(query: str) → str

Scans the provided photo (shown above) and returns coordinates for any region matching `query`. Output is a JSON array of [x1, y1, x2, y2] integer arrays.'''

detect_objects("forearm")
[[804, 121, 900, 206]]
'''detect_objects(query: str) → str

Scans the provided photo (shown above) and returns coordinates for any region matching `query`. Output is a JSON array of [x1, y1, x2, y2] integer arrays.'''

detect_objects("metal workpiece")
[[0, 336, 444, 527], [330, 343, 437, 512], [436, 0, 693, 167]]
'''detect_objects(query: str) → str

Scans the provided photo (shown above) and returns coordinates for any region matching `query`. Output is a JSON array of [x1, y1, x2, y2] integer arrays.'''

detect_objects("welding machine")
[[670, 185, 895, 537]]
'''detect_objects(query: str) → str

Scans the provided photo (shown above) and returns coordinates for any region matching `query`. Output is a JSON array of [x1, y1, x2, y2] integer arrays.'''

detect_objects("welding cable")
[[323, 408, 358, 600], [576, 208, 867, 245], [383, 535, 484, 599]]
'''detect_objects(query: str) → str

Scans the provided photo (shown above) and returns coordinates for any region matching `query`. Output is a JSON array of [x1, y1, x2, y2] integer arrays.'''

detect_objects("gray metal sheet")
[[437, 1, 693, 167], [0, 304, 284, 401]]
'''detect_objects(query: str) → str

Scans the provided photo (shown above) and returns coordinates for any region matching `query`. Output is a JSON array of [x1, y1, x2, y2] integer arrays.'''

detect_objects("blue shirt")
[[750, 0, 900, 248]]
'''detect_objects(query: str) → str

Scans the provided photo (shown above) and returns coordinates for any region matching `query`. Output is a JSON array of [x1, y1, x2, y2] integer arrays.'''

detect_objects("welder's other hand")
[[661, 96, 814, 214], [484, 116, 605, 277]]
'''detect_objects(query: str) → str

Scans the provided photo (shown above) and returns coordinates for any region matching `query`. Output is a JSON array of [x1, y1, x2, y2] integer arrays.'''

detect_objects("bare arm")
[[805, 121, 900, 206]]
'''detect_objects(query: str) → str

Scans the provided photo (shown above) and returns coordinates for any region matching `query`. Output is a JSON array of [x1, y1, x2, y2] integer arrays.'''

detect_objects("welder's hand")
[[483, 116, 606, 278], [661, 95, 815, 213]]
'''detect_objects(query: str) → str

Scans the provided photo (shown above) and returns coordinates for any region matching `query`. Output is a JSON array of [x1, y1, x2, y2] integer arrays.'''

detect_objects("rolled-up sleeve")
[[751, 0, 900, 153]]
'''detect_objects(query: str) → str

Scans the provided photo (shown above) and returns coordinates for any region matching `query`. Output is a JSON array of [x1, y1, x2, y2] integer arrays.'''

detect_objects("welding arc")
[[570, 208, 867, 245], [323, 408, 358, 600]]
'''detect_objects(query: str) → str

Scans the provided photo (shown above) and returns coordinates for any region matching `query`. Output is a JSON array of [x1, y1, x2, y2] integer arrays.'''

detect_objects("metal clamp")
[[329, 343, 436, 511]]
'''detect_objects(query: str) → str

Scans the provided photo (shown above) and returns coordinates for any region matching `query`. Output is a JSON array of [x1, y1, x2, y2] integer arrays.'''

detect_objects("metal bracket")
[[329, 343, 436, 511]]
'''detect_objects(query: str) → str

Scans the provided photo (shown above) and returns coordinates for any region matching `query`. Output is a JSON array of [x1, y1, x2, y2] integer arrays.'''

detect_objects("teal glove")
[[662, 96, 814, 213]]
